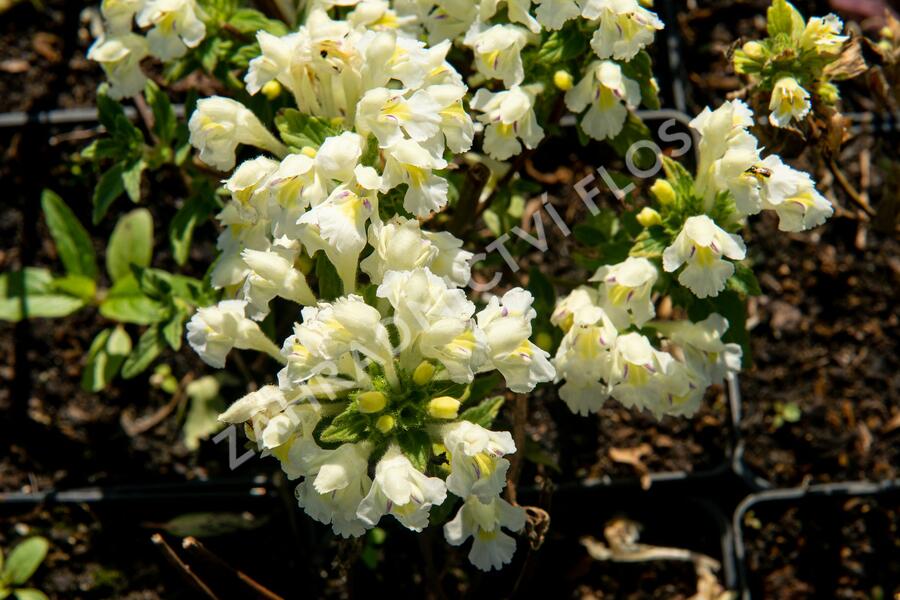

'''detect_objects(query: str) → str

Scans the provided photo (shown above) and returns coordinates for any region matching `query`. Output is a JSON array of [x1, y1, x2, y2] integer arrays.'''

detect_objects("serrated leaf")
[[318, 406, 367, 445], [107, 209, 154, 283], [535, 25, 587, 64], [459, 395, 505, 428], [661, 155, 695, 198], [397, 430, 431, 472], [2, 537, 48, 586], [227, 8, 289, 35], [41, 190, 97, 279], [608, 114, 653, 166], [727, 263, 762, 297], [274, 109, 342, 151], [629, 225, 669, 258], [767, 0, 805, 39], [121, 325, 165, 379]]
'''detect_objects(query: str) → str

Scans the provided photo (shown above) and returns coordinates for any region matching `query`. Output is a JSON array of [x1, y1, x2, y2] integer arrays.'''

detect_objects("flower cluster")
[[552, 99, 833, 418], [88, 0, 207, 98], [732, 0, 849, 128], [182, 9, 554, 571]]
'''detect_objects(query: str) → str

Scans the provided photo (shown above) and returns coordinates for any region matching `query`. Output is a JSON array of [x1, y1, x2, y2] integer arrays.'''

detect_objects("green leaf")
[[608, 114, 653, 167], [3, 537, 48, 586], [157, 512, 267, 538], [0, 270, 86, 321], [41, 190, 97, 279], [13, 588, 48, 600], [227, 8, 289, 35], [121, 325, 164, 379], [727, 263, 762, 297], [121, 158, 146, 203], [169, 186, 216, 266], [106, 209, 154, 283], [621, 51, 660, 110], [92, 163, 126, 224], [459, 396, 505, 428], [767, 0, 805, 39], [315, 252, 343, 301], [144, 80, 177, 144], [524, 438, 561, 473], [661, 155, 695, 199], [318, 405, 367, 445], [535, 25, 587, 64], [629, 225, 669, 258], [162, 307, 188, 351], [275, 109, 342, 152], [51, 275, 96, 302], [100, 276, 164, 324], [526, 266, 555, 315], [81, 326, 132, 392], [397, 430, 431, 472]]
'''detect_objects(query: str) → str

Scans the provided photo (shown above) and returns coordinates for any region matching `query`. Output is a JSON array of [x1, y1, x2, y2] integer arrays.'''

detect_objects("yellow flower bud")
[[742, 41, 765, 60], [636, 207, 662, 227], [553, 70, 574, 91], [412, 361, 436, 386], [261, 80, 282, 100], [358, 391, 388, 413], [650, 179, 676, 205], [300, 146, 317, 158], [427, 396, 460, 420], [375, 414, 395, 433]]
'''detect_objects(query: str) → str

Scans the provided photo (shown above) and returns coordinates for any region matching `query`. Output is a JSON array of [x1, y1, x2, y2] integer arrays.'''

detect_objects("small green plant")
[[772, 400, 802, 430], [0, 537, 50, 600]]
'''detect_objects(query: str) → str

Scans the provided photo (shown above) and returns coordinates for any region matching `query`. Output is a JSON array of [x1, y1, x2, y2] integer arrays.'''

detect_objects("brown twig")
[[504, 393, 528, 506], [182, 537, 284, 600], [828, 158, 876, 218], [151, 533, 220, 600], [120, 372, 195, 437]]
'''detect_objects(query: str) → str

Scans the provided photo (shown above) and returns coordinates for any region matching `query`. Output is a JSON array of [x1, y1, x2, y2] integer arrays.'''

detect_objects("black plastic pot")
[[732, 479, 900, 599]]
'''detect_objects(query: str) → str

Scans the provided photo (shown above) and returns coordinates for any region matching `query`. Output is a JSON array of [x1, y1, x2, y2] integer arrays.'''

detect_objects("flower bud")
[[375, 414, 395, 433], [358, 391, 388, 413], [412, 361, 436, 386], [650, 179, 676, 205], [636, 207, 662, 227], [742, 41, 765, 60], [261, 80, 282, 100], [553, 70, 574, 91], [427, 396, 460, 420]]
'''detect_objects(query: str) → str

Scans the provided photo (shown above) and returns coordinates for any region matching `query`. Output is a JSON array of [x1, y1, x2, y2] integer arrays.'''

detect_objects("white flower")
[[188, 97, 288, 171], [136, 0, 206, 60], [476, 288, 555, 393], [428, 83, 475, 154], [382, 139, 449, 217], [240, 247, 317, 319], [800, 14, 847, 55], [444, 495, 526, 571], [425, 229, 473, 287], [101, 0, 145, 33], [297, 178, 378, 294], [264, 152, 327, 217], [768, 77, 811, 128], [244, 31, 303, 96], [357, 446, 447, 531], [463, 23, 529, 88], [470, 85, 544, 161], [442, 421, 515, 501], [87, 34, 149, 100], [589, 257, 658, 329], [550, 286, 601, 333], [581, 0, 664, 61], [186, 300, 283, 368], [348, 0, 414, 31], [607, 332, 684, 418], [690, 100, 762, 211], [565, 61, 641, 141], [662, 215, 747, 299], [377, 268, 484, 380], [553, 306, 617, 415], [654, 314, 742, 385], [296, 442, 373, 537], [756, 155, 833, 231], [355, 87, 442, 148], [480, 0, 540, 33], [535, 0, 582, 30]]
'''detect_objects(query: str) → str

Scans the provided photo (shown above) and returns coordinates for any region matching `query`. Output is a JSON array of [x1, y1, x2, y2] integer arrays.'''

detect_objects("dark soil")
[[740, 491, 900, 599]]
